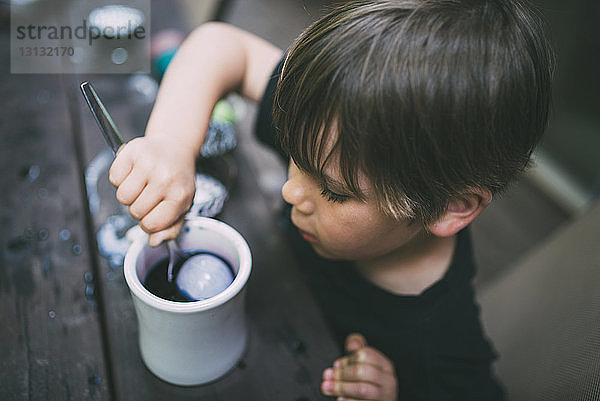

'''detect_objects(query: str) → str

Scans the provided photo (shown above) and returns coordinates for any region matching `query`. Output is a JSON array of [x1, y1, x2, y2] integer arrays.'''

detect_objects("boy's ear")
[[428, 189, 492, 238]]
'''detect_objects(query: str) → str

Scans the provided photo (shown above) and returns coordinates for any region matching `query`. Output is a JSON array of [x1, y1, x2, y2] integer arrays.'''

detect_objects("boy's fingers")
[[333, 363, 384, 384], [335, 348, 395, 375], [140, 199, 190, 235], [108, 144, 134, 187], [147, 218, 185, 247], [321, 379, 381, 400], [128, 183, 165, 221], [345, 333, 367, 352], [115, 167, 148, 206]]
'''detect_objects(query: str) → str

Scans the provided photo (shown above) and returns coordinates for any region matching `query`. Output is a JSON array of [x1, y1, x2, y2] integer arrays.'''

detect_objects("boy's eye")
[[319, 184, 350, 203]]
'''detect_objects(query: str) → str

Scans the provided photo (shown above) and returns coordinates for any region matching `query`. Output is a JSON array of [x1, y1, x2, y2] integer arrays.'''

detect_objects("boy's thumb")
[[345, 333, 367, 352]]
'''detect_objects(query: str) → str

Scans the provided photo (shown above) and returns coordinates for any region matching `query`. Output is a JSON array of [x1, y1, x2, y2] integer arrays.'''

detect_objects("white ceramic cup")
[[124, 217, 252, 386]]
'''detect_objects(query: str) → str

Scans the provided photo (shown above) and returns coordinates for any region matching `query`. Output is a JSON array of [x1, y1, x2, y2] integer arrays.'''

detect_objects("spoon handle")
[[80, 80, 179, 282], [166, 240, 177, 282], [80, 81, 125, 154]]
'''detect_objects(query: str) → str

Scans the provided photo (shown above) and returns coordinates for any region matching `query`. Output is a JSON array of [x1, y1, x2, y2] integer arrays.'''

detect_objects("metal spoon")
[[80, 81, 182, 283], [165, 239, 181, 282]]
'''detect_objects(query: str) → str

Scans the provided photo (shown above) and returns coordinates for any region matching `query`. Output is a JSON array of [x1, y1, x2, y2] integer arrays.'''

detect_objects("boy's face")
[[282, 159, 424, 262]]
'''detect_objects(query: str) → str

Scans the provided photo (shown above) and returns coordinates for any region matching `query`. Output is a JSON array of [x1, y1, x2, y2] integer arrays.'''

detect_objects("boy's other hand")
[[321, 333, 398, 401], [109, 136, 196, 247]]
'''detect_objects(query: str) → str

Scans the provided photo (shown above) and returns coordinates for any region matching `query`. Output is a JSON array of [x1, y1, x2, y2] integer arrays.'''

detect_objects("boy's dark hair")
[[273, 0, 555, 225]]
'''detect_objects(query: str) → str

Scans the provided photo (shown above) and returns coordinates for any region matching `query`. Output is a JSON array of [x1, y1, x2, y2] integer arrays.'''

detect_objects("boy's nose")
[[282, 176, 314, 215]]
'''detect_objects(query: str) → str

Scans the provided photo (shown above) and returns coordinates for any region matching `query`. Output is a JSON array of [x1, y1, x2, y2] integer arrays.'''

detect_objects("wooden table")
[[0, 18, 340, 401]]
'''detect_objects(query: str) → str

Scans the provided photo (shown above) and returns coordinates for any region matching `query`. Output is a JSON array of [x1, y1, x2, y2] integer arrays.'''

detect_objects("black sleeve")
[[254, 56, 287, 161]]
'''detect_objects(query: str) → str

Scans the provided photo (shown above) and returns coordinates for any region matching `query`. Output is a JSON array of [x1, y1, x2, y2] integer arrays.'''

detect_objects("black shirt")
[[256, 58, 505, 401]]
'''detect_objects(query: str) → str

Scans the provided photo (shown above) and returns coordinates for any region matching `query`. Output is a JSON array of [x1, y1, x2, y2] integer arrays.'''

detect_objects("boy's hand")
[[109, 136, 196, 247], [321, 333, 398, 401]]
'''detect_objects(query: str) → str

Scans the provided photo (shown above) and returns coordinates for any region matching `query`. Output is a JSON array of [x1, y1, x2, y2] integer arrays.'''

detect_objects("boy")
[[109, 0, 554, 399]]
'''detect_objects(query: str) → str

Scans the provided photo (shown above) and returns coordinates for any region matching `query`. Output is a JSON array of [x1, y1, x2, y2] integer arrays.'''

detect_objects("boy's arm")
[[146, 22, 283, 152], [109, 23, 283, 246]]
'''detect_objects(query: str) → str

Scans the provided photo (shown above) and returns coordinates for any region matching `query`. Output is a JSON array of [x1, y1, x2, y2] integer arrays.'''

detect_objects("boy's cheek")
[[306, 242, 337, 259]]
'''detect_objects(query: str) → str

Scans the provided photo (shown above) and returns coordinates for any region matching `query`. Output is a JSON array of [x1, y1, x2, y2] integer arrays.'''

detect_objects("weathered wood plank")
[[0, 34, 110, 401]]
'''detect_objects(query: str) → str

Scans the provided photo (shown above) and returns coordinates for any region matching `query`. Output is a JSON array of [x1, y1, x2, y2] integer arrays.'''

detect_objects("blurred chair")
[[479, 200, 600, 400]]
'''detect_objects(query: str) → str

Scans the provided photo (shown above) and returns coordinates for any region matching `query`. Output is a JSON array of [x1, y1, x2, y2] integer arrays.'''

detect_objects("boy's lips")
[[297, 227, 318, 243], [290, 211, 318, 243]]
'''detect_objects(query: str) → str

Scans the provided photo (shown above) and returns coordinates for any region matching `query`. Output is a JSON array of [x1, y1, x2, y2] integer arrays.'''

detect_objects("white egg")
[[176, 254, 233, 301]]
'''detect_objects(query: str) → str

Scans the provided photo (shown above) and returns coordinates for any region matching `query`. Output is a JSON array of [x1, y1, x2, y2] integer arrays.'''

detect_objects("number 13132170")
[[18, 46, 74, 56]]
